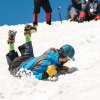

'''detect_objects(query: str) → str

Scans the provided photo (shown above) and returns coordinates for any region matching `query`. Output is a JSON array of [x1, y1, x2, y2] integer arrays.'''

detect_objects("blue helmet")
[[59, 44, 75, 59]]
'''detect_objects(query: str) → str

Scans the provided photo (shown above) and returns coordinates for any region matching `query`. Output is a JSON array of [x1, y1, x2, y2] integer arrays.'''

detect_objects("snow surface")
[[0, 20, 100, 100]]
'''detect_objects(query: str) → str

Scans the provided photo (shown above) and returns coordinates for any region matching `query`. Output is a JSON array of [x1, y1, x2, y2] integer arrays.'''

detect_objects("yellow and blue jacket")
[[19, 48, 63, 80]]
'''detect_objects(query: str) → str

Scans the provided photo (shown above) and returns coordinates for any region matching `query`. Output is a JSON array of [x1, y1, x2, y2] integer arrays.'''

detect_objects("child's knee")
[[6, 50, 19, 65]]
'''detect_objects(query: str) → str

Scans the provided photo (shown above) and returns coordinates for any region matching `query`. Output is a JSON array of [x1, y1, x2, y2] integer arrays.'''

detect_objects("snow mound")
[[0, 20, 100, 100]]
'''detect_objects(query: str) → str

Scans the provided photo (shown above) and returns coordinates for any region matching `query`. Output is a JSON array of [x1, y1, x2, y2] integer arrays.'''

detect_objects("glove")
[[59, 66, 69, 74], [62, 66, 69, 71], [46, 65, 57, 76], [67, 67, 78, 73]]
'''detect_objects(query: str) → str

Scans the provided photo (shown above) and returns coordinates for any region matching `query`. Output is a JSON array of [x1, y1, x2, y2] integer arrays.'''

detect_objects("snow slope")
[[0, 21, 100, 100]]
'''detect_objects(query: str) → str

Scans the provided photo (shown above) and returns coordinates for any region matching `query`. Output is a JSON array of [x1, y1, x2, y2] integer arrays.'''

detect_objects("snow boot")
[[24, 24, 37, 36], [33, 22, 38, 26], [7, 30, 17, 44]]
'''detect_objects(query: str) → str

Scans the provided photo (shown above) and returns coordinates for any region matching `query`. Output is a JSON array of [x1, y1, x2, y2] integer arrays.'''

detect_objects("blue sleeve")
[[33, 60, 49, 80], [33, 52, 60, 80], [35, 73, 43, 80]]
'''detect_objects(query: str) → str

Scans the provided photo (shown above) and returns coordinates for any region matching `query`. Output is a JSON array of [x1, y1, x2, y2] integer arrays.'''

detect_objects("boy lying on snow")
[[6, 25, 75, 80]]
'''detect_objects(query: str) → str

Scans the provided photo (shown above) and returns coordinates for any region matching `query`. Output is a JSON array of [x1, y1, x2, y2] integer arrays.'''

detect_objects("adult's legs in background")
[[33, 0, 41, 26], [42, 0, 52, 25]]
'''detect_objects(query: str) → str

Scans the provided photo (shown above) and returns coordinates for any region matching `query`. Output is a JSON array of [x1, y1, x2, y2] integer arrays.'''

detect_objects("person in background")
[[68, 0, 100, 22], [33, 0, 52, 26], [67, 0, 82, 21], [6, 25, 75, 80], [95, 2, 100, 20], [78, 0, 100, 22]]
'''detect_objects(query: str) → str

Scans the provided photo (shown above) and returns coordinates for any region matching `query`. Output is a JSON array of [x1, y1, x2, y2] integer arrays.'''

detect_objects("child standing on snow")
[[6, 25, 75, 80], [33, 0, 52, 26]]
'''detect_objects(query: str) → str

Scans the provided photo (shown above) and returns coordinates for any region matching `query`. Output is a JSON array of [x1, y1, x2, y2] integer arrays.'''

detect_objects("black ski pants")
[[6, 41, 34, 76], [34, 0, 52, 13]]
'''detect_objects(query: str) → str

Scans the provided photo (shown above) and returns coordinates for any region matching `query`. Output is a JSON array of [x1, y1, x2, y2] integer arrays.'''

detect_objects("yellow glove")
[[62, 66, 69, 71], [46, 65, 57, 76]]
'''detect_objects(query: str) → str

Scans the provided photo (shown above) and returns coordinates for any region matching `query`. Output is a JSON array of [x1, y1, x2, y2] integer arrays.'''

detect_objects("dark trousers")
[[6, 41, 34, 75], [34, 0, 52, 13]]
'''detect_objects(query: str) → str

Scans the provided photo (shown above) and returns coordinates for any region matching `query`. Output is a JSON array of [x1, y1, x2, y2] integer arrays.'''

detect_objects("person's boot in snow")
[[7, 30, 17, 44], [24, 24, 37, 36], [33, 22, 38, 26]]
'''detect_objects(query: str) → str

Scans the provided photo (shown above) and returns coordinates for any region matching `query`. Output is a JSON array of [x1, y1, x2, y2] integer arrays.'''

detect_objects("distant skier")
[[67, 0, 100, 22], [33, 0, 52, 26], [67, 0, 82, 21], [6, 25, 75, 80], [78, 0, 100, 22]]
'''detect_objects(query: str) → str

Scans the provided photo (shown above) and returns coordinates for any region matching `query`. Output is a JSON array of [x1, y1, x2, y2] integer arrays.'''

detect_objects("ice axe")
[[56, 7, 62, 23]]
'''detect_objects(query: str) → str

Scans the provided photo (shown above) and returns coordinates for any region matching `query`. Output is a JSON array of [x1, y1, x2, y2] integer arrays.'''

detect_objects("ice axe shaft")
[[57, 7, 62, 23]]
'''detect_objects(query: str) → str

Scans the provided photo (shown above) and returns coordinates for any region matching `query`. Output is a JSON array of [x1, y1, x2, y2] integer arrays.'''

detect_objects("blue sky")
[[0, 0, 72, 26], [0, 0, 99, 26]]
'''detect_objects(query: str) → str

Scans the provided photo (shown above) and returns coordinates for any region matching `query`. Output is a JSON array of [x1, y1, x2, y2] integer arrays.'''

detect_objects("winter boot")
[[7, 30, 17, 44], [46, 21, 51, 25], [33, 22, 38, 26], [24, 24, 37, 36]]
